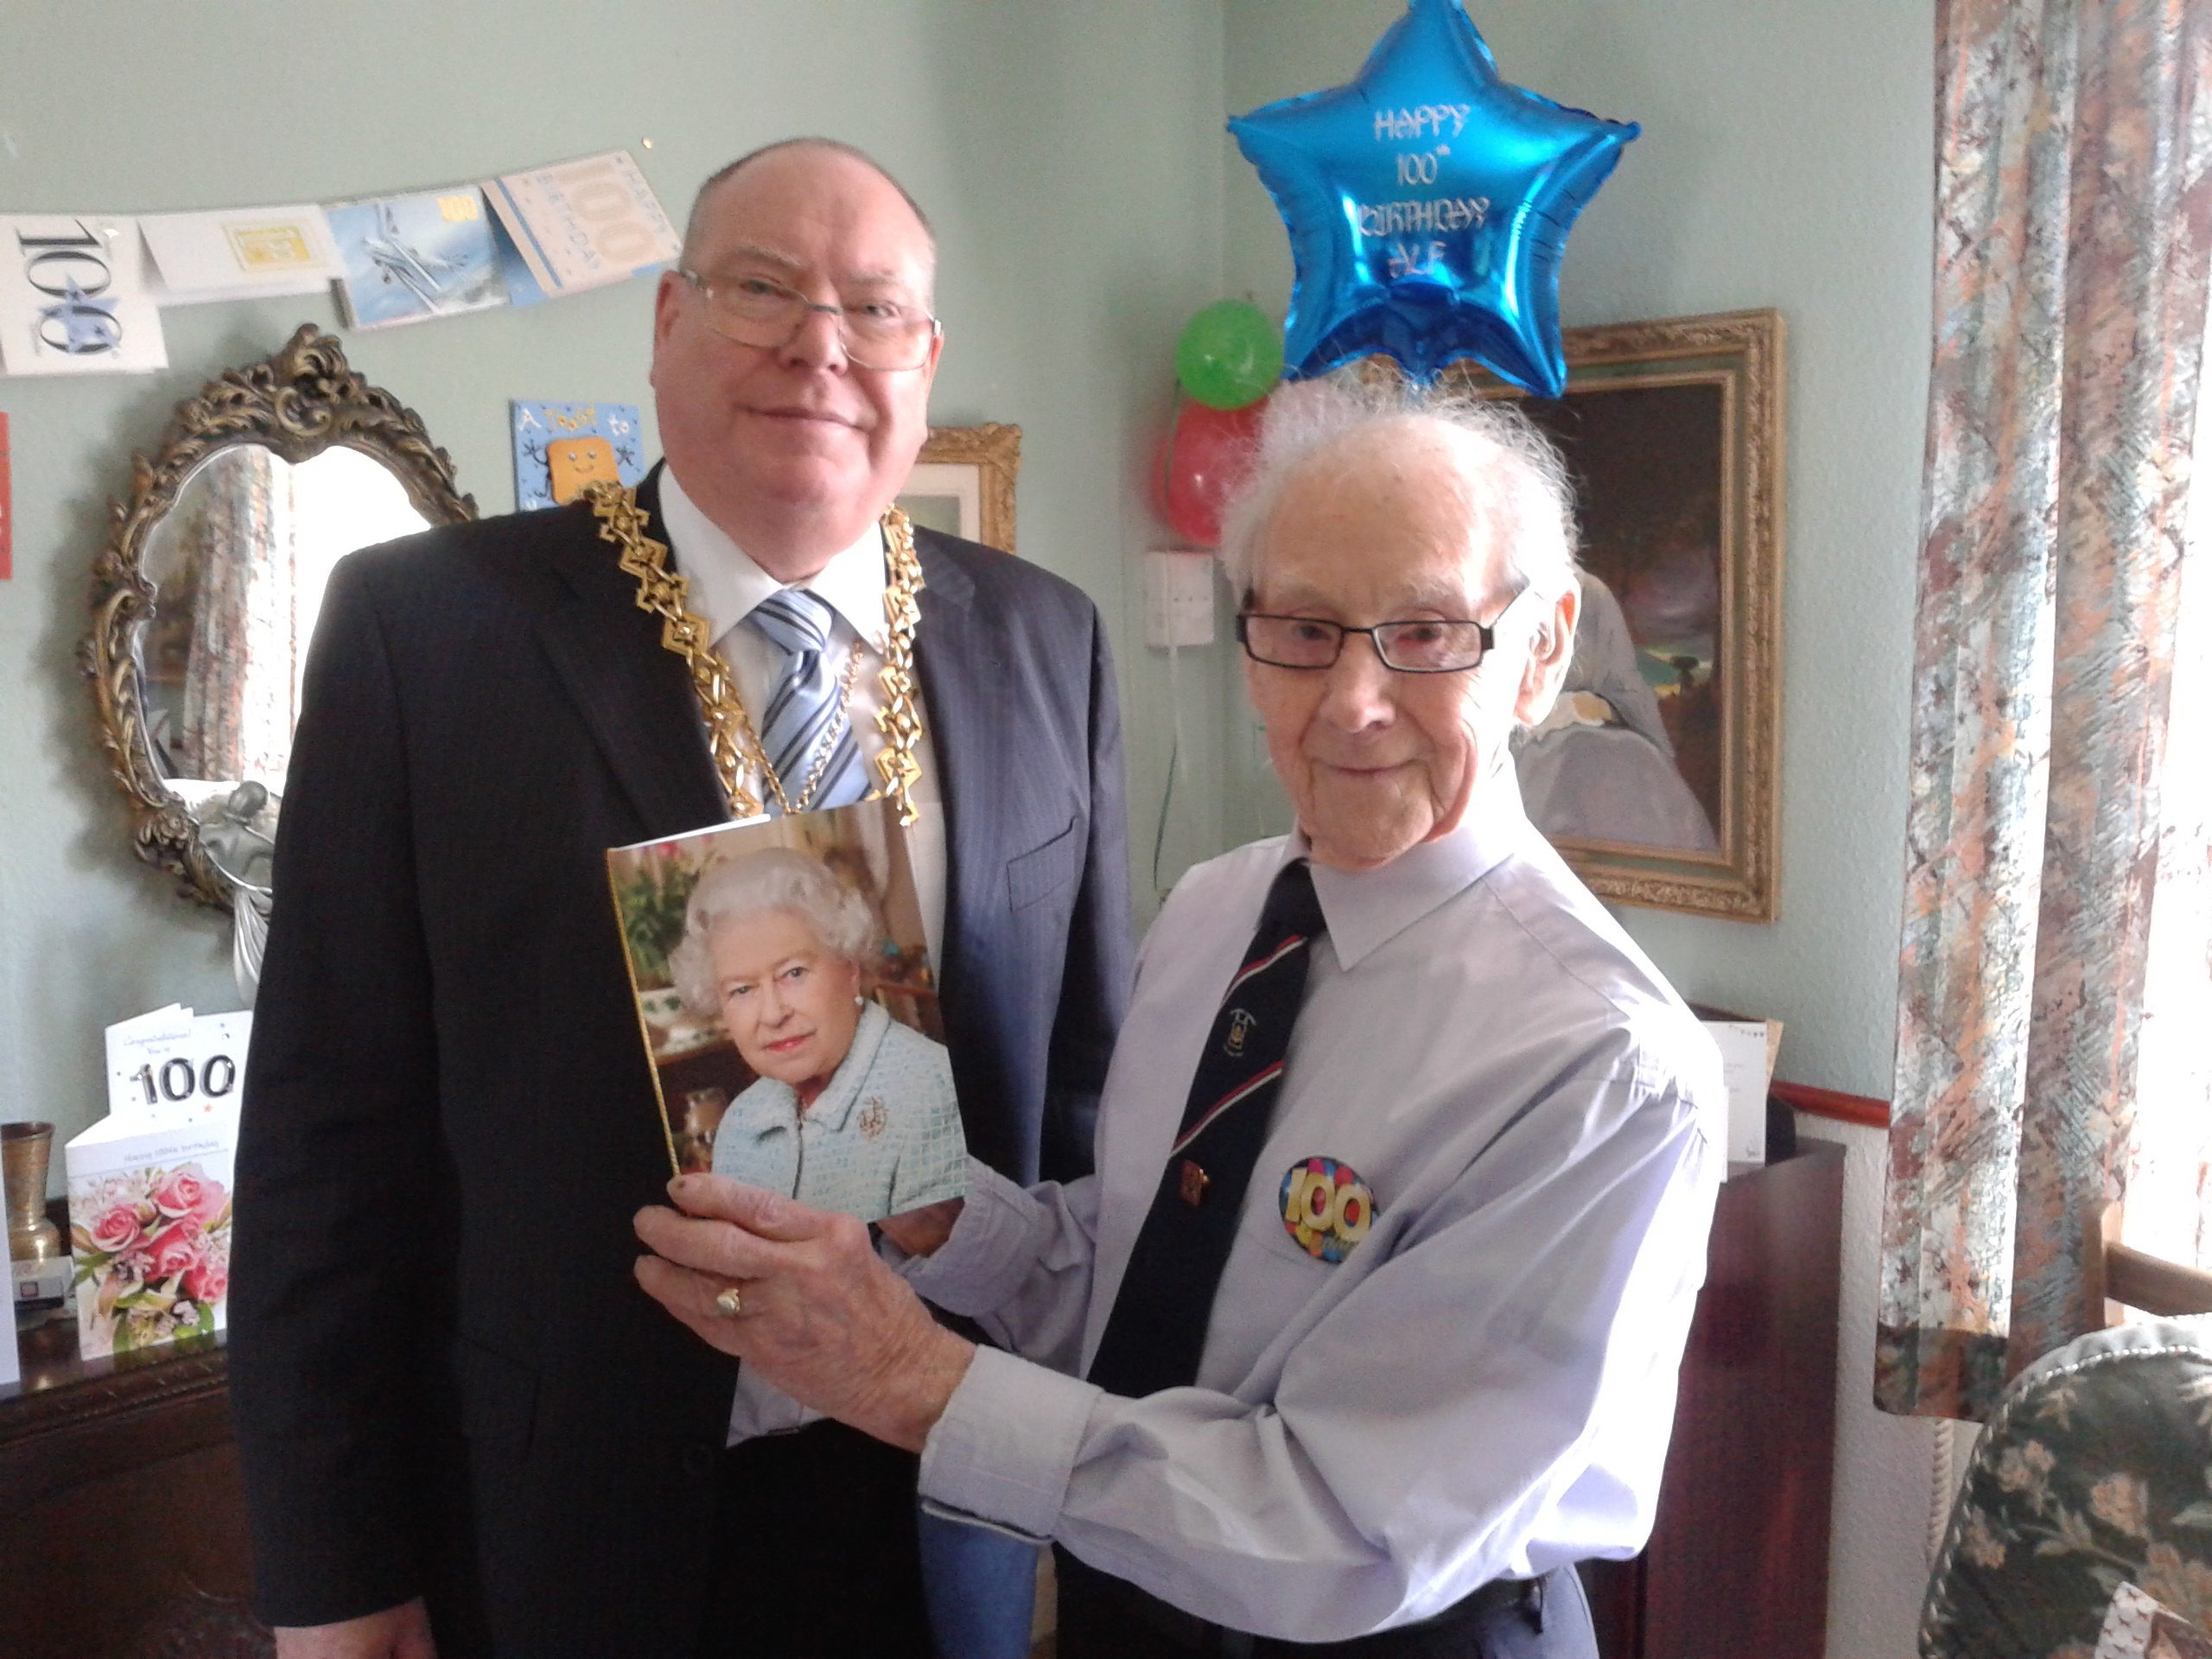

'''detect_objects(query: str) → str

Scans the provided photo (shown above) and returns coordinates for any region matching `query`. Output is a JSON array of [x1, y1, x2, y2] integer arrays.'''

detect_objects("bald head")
[[682, 138, 936, 279]]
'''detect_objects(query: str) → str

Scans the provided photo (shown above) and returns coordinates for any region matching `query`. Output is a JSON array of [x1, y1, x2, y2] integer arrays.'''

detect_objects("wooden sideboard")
[[1583, 1137, 1847, 1659], [1, 1142, 1846, 1659], [0, 1320, 267, 1658]]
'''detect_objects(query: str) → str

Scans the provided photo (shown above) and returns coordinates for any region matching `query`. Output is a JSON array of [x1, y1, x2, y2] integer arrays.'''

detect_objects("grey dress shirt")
[[899, 766, 1725, 1641]]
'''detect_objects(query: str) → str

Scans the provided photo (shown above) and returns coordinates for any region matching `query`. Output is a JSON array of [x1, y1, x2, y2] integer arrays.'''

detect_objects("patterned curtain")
[[1878, 0, 2212, 1421], [177, 447, 282, 782], [2126, 403, 2212, 1276], [239, 452, 296, 783]]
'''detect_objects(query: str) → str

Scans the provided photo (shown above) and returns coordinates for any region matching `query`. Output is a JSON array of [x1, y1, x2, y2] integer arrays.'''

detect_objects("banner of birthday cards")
[[0, 149, 680, 375]]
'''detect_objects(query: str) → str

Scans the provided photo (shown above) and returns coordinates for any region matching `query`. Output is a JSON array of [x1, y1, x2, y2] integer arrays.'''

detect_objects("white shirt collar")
[[658, 464, 888, 650], [1291, 760, 1535, 971]]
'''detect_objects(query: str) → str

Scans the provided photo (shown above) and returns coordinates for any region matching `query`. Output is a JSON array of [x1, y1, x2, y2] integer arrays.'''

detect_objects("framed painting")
[[898, 422, 1020, 554], [1440, 308, 1784, 922]]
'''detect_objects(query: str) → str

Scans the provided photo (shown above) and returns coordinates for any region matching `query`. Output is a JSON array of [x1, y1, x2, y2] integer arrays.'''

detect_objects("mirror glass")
[[132, 443, 429, 888], [88, 325, 473, 913]]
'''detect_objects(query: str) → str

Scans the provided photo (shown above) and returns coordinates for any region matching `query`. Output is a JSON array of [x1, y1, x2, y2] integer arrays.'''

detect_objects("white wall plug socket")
[[1143, 550, 1217, 648]]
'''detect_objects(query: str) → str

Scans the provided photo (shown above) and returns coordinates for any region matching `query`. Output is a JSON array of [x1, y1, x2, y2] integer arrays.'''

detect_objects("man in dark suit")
[[228, 139, 1131, 1659]]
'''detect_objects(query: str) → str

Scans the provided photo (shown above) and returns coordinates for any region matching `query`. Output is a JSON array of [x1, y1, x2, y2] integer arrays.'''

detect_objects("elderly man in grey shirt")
[[636, 377, 1724, 1658]]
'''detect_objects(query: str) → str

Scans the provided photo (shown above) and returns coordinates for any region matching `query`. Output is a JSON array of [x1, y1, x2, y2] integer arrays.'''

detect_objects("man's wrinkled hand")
[[633, 1173, 973, 1452], [275, 1597, 436, 1659]]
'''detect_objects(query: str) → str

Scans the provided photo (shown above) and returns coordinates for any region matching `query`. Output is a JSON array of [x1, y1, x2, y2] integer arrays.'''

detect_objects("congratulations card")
[[140, 205, 341, 304], [66, 1007, 247, 1358], [0, 216, 168, 376], [327, 188, 506, 330], [486, 150, 678, 299]]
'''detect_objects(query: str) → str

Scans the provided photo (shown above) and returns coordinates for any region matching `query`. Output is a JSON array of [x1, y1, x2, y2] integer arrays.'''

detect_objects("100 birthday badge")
[[1280, 1156, 1376, 1263]]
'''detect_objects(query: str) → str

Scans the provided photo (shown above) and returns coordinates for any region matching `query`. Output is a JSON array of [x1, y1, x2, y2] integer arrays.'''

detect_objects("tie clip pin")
[[1179, 1160, 1211, 1206]]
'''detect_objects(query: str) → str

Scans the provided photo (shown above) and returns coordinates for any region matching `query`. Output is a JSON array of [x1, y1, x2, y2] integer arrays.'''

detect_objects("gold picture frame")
[[1441, 308, 1784, 923], [899, 422, 1020, 554]]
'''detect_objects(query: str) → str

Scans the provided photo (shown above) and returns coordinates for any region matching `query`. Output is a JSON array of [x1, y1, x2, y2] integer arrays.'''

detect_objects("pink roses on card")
[[85, 1201, 147, 1260], [71, 1161, 233, 1358], [181, 1249, 229, 1306], [151, 1166, 226, 1227], [145, 1218, 206, 1282]]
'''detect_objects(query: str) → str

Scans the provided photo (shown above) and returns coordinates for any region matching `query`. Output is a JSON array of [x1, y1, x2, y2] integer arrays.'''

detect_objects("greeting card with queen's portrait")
[[607, 799, 968, 1225]]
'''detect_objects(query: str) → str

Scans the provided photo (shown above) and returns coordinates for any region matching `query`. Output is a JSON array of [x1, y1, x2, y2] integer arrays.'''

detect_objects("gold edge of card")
[[604, 846, 685, 1179]]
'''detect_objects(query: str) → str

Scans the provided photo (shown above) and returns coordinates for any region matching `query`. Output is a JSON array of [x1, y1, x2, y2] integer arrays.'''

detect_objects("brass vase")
[[3, 1122, 64, 1327]]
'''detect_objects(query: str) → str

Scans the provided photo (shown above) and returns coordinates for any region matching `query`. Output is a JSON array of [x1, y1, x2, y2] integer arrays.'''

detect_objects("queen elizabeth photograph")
[[610, 802, 968, 1224]]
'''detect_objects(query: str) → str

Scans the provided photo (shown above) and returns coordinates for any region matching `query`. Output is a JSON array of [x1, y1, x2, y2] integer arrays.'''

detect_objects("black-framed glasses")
[[679, 268, 941, 371], [1236, 588, 1530, 674]]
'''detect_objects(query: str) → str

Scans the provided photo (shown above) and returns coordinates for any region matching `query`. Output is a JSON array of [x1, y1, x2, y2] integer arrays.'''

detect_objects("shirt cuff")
[[892, 1158, 1050, 1318], [919, 1344, 1100, 1541]]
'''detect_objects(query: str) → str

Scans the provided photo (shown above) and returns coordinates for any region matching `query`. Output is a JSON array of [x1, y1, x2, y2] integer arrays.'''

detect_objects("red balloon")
[[1148, 397, 1267, 548]]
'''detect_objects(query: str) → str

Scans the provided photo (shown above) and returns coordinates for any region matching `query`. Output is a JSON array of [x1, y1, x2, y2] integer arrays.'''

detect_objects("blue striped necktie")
[[745, 588, 868, 813], [1087, 860, 1327, 1395]]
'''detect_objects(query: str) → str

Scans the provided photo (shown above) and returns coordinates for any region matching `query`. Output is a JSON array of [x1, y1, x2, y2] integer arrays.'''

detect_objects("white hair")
[[668, 849, 875, 1019], [1216, 372, 1581, 605]]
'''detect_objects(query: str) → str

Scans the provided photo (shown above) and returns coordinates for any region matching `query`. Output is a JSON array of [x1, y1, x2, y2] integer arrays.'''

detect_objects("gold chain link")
[[586, 481, 927, 824]]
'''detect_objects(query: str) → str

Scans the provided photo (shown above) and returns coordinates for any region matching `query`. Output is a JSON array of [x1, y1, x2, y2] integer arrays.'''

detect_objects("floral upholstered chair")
[[1921, 1319, 2212, 1657]]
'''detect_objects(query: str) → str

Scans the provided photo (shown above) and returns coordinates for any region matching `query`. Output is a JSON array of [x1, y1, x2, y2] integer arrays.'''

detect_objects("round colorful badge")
[[1278, 1156, 1376, 1263]]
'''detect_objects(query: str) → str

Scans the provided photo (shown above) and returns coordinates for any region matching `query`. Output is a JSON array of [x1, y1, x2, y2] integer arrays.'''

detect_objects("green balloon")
[[1175, 300, 1283, 410]]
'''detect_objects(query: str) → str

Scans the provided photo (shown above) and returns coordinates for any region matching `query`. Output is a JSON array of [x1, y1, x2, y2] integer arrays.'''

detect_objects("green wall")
[[0, 0, 1229, 1150]]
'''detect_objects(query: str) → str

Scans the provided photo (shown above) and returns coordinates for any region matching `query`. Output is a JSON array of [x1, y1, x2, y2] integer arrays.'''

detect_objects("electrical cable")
[[1152, 637, 1183, 901]]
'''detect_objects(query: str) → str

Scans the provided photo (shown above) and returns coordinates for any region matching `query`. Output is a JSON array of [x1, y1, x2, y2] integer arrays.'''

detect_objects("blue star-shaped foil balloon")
[[1230, 0, 1637, 395]]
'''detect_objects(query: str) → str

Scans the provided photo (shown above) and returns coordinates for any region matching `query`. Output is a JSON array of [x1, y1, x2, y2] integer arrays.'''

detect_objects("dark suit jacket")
[[227, 472, 1132, 1656]]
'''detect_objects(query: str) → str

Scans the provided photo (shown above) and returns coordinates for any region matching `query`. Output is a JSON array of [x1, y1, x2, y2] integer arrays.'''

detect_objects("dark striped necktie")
[[746, 588, 868, 812], [1088, 859, 1326, 1397]]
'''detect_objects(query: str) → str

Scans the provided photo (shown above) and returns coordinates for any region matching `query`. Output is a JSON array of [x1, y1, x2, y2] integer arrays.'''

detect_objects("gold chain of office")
[[585, 480, 927, 824]]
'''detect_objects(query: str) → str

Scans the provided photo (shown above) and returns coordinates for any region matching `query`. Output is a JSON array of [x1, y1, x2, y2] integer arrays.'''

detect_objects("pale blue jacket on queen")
[[712, 999, 967, 1222]]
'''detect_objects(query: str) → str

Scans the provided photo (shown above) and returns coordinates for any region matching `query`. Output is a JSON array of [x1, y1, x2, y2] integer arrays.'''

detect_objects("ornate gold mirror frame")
[[83, 324, 475, 909]]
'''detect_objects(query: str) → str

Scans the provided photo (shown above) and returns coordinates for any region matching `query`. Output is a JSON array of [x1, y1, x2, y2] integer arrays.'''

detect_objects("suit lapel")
[[536, 467, 728, 837], [913, 535, 1004, 990]]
